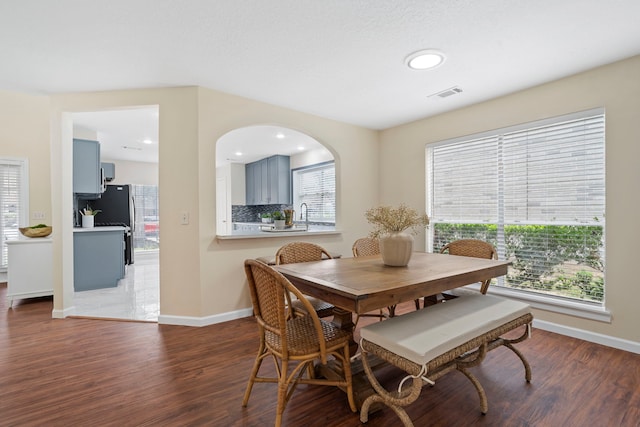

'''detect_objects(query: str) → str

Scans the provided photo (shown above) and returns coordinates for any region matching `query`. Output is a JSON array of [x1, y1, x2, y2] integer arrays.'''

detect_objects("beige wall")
[[106, 159, 158, 186], [0, 90, 51, 226], [49, 87, 202, 317], [196, 87, 379, 317], [379, 55, 640, 343], [43, 86, 378, 319]]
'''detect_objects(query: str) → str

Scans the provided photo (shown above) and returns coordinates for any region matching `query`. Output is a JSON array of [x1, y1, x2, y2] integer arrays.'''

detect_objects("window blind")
[[427, 109, 605, 304], [1, 159, 28, 269], [292, 162, 335, 223]]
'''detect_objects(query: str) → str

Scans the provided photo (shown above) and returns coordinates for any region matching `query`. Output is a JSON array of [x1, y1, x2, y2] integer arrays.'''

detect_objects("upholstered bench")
[[359, 294, 533, 427]]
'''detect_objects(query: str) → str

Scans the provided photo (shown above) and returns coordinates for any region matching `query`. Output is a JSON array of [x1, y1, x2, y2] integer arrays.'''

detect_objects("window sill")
[[455, 284, 611, 323]]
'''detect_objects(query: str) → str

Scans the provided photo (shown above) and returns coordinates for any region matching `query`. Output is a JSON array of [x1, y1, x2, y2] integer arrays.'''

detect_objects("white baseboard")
[[158, 307, 253, 327], [533, 319, 640, 354], [52, 306, 76, 319]]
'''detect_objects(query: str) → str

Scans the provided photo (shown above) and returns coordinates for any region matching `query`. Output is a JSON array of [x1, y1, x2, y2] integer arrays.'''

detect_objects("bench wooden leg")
[[359, 349, 423, 427]]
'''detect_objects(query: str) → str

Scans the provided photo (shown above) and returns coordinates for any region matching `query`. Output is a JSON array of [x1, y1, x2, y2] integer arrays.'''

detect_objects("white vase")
[[82, 215, 94, 228], [379, 231, 414, 266], [273, 219, 286, 230]]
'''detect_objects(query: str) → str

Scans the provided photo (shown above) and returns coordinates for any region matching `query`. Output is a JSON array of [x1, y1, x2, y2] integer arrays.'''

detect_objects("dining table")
[[272, 251, 512, 408]]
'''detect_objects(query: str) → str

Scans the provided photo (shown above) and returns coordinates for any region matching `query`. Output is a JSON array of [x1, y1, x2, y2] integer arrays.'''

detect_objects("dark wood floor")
[[1, 283, 639, 427]]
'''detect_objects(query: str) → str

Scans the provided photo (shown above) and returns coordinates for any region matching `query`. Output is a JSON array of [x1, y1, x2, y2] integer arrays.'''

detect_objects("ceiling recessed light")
[[405, 49, 446, 70], [297, 146, 305, 151], [235, 151, 243, 156], [276, 132, 285, 139], [142, 139, 153, 145]]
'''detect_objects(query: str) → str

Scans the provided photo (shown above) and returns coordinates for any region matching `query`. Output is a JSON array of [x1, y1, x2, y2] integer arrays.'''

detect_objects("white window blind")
[[1, 159, 29, 269], [292, 162, 335, 223], [427, 109, 605, 304]]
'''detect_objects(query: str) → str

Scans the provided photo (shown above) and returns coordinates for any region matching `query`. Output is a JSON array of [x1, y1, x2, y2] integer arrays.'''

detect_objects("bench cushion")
[[360, 294, 531, 367]]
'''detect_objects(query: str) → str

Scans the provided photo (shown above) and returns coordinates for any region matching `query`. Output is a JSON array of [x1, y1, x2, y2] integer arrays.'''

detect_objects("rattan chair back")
[[440, 239, 498, 294], [275, 241, 333, 265], [274, 242, 335, 317], [245, 259, 326, 358], [352, 237, 380, 257]]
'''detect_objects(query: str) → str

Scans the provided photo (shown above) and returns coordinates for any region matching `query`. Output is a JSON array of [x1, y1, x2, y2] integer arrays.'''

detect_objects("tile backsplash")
[[232, 205, 292, 223]]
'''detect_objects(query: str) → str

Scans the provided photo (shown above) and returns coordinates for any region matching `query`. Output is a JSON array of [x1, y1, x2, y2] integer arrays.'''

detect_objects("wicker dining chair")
[[352, 237, 380, 258], [242, 259, 356, 426], [422, 239, 498, 307], [352, 238, 396, 321], [275, 242, 336, 318]]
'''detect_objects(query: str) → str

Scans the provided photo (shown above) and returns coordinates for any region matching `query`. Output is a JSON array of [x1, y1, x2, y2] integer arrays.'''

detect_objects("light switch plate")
[[32, 211, 46, 220], [180, 211, 189, 225]]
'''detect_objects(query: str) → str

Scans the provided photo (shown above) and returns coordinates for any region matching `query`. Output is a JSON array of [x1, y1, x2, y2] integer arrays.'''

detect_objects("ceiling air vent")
[[429, 86, 463, 99]]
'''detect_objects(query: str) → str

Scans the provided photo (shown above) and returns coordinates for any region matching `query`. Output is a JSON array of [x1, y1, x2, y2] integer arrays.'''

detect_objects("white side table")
[[6, 238, 53, 307]]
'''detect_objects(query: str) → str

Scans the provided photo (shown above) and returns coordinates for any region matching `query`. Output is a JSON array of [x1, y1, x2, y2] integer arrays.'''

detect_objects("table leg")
[[314, 307, 385, 410], [316, 353, 384, 410], [330, 307, 357, 354]]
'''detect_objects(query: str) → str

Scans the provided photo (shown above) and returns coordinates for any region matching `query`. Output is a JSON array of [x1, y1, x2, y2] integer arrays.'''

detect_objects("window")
[[0, 158, 29, 269], [292, 161, 335, 223], [427, 109, 605, 305], [132, 184, 159, 251]]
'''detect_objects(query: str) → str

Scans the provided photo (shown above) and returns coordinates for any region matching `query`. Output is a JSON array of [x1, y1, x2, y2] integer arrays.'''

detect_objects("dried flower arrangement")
[[365, 204, 429, 238]]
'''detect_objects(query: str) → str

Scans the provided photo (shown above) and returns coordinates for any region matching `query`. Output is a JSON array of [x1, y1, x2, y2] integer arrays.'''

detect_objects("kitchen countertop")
[[73, 226, 127, 233], [217, 223, 340, 240]]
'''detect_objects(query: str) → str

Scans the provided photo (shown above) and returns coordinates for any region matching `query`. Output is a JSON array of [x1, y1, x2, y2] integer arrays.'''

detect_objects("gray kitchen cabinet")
[[73, 228, 125, 291], [245, 160, 262, 205], [268, 155, 291, 204], [101, 162, 115, 181], [245, 155, 290, 205], [73, 138, 104, 196]]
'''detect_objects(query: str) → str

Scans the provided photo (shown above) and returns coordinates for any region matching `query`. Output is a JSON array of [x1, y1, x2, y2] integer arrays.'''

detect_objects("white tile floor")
[[73, 250, 159, 322]]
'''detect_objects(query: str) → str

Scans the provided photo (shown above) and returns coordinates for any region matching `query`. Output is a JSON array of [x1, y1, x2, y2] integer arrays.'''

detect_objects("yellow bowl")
[[19, 226, 52, 238]]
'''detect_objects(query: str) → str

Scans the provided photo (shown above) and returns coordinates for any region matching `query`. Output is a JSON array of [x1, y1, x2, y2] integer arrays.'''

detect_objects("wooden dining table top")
[[273, 252, 511, 315]]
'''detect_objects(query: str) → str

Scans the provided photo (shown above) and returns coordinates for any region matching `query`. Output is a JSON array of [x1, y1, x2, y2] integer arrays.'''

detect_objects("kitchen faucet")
[[299, 203, 308, 230]]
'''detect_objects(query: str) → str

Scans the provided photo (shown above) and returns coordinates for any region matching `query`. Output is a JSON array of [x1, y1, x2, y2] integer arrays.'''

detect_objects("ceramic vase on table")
[[273, 219, 286, 230], [379, 231, 414, 266]]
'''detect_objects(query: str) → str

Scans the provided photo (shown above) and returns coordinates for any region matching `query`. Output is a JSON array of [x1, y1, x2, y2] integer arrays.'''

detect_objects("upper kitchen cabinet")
[[73, 138, 105, 197], [101, 162, 115, 181], [245, 155, 290, 205]]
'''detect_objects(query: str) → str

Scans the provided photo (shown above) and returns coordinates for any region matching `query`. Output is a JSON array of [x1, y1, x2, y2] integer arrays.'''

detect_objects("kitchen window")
[[292, 161, 335, 224], [426, 108, 606, 315], [0, 158, 29, 269]]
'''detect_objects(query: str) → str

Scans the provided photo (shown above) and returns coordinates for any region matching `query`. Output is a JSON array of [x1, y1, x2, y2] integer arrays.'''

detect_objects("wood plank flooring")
[[1, 283, 639, 426]]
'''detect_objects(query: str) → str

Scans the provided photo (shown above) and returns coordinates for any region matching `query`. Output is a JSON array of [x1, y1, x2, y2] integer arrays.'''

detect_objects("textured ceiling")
[[2, 0, 640, 161]]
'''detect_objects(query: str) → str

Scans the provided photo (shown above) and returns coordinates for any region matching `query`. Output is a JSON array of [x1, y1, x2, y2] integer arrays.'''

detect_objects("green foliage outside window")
[[433, 223, 604, 302]]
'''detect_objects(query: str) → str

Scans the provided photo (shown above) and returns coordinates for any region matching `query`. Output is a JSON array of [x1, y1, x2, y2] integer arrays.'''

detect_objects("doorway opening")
[[71, 106, 159, 321]]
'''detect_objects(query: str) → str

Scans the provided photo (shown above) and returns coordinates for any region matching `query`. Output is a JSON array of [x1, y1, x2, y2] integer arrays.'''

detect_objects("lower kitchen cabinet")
[[6, 238, 53, 306], [74, 227, 125, 292]]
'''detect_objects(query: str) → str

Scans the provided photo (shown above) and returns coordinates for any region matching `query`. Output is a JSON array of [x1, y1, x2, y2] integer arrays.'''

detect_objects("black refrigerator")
[[90, 184, 135, 265]]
